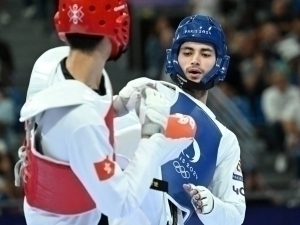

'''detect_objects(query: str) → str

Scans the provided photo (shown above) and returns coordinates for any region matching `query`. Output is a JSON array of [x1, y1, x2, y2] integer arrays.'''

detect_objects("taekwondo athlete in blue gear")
[[161, 15, 245, 225], [113, 14, 245, 225]]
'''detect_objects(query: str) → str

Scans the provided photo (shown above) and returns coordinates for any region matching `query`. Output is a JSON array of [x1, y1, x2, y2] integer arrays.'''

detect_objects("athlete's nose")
[[191, 53, 200, 66]]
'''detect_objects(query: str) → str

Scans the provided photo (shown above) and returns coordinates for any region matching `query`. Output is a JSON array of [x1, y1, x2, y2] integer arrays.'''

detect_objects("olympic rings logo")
[[173, 161, 190, 179]]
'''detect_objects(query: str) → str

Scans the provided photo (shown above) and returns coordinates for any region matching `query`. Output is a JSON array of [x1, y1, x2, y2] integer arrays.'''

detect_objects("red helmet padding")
[[54, 0, 130, 58]]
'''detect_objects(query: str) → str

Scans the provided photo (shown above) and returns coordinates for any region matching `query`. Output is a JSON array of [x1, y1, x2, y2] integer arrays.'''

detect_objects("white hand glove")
[[113, 77, 157, 116], [136, 87, 169, 137], [183, 184, 214, 215]]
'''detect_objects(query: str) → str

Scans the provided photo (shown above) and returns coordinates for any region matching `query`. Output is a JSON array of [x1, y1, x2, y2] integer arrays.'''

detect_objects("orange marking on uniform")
[[165, 113, 197, 139]]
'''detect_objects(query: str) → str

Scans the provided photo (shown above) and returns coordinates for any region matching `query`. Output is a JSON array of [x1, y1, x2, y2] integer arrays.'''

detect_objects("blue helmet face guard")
[[165, 15, 230, 90]]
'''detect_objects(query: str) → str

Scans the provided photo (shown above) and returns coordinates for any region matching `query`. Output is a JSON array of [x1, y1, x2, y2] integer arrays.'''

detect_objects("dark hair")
[[65, 33, 104, 53]]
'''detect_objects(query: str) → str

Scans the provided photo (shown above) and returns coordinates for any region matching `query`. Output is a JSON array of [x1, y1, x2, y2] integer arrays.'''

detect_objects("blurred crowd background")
[[1, 0, 300, 224]]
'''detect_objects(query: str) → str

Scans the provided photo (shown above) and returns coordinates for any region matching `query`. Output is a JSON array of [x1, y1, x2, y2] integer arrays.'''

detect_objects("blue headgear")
[[165, 15, 230, 90]]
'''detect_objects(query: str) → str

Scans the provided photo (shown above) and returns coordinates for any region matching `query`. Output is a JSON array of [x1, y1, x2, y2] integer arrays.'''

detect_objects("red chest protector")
[[22, 105, 115, 215]]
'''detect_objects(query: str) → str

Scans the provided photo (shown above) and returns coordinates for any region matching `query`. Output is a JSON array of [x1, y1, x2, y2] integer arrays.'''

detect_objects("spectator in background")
[[145, 16, 174, 80], [0, 140, 23, 215], [268, 0, 293, 37], [280, 98, 300, 193], [21, 0, 59, 34], [22, 0, 36, 19], [37, 0, 59, 33], [244, 168, 283, 206], [239, 50, 270, 125], [222, 31, 247, 96], [0, 38, 21, 155], [261, 69, 300, 173], [0, 140, 11, 211], [0, 38, 24, 134], [219, 0, 241, 27], [293, 0, 300, 14], [188, 0, 220, 19], [0, 88, 17, 158], [276, 36, 300, 85], [0, 0, 11, 25], [0, 38, 14, 83], [256, 20, 281, 61], [288, 14, 300, 42], [218, 30, 250, 120]]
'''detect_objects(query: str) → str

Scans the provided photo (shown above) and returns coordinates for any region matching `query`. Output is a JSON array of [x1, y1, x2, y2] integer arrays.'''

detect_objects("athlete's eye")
[[201, 52, 211, 57], [183, 51, 192, 56]]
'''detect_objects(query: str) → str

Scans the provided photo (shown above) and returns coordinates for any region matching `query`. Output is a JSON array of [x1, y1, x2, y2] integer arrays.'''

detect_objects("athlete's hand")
[[183, 184, 214, 215], [113, 78, 156, 116], [136, 87, 169, 137]]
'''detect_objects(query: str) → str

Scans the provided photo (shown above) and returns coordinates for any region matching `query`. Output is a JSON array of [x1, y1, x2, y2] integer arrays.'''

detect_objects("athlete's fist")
[[136, 87, 169, 137], [113, 77, 156, 116]]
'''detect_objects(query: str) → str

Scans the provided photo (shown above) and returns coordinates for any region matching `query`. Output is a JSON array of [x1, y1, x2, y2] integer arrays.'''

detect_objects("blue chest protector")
[[161, 92, 222, 225]]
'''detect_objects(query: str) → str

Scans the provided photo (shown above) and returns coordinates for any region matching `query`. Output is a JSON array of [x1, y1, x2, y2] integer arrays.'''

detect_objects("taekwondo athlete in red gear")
[[114, 15, 246, 225], [13, 1, 196, 224]]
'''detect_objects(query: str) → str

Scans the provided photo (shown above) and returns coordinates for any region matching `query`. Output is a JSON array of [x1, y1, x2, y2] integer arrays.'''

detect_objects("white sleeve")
[[198, 131, 246, 225], [261, 90, 277, 123], [67, 120, 168, 219], [281, 101, 298, 122]]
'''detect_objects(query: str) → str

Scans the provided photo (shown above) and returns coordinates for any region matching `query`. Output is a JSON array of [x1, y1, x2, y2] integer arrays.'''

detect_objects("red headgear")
[[54, 0, 130, 59]]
